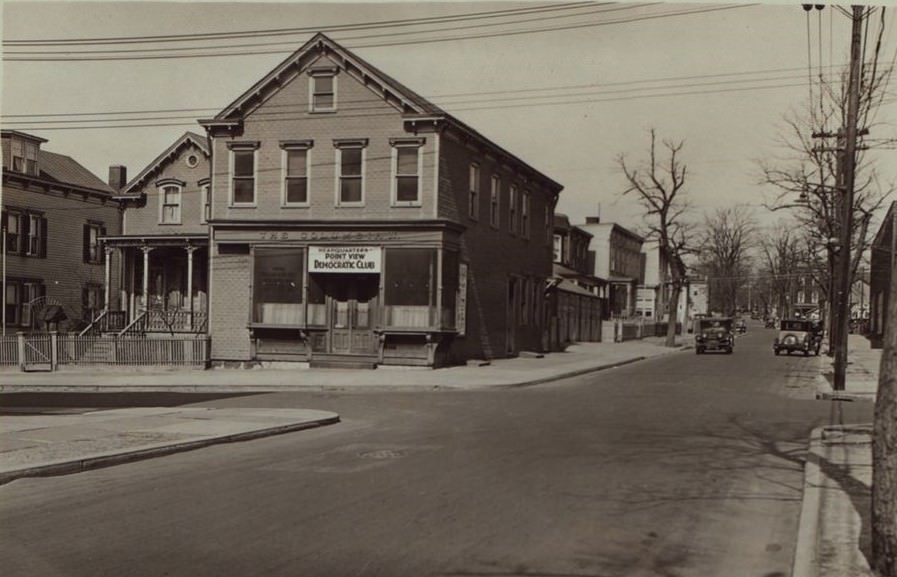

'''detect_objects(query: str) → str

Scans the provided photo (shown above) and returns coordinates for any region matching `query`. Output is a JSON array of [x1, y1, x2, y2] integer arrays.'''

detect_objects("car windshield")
[[700, 319, 732, 331], [780, 320, 810, 331]]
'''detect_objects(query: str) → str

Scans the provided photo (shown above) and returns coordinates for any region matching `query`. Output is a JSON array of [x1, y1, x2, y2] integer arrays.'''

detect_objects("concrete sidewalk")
[[0, 337, 687, 485], [794, 334, 881, 577]]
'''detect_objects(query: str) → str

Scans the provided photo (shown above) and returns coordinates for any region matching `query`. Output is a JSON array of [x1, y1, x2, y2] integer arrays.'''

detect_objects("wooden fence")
[[0, 332, 210, 371]]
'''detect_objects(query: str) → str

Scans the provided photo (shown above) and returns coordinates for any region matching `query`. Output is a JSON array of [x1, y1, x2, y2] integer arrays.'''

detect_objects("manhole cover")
[[358, 449, 405, 459]]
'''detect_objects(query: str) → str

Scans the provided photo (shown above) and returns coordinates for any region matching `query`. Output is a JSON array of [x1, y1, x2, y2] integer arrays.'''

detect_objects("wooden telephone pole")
[[832, 4, 864, 392]]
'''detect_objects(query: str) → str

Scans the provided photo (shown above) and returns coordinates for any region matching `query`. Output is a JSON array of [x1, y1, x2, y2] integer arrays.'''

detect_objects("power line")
[[3, 4, 756, 62], [3, 2, 602, 46]]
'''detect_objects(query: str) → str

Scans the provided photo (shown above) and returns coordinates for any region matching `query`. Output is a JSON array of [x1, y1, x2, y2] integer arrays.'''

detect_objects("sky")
[[2, 0, 897, 236]]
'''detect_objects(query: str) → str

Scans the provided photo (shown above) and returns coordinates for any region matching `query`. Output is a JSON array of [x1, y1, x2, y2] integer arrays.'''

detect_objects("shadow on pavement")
[[0, 392, 265, 414]]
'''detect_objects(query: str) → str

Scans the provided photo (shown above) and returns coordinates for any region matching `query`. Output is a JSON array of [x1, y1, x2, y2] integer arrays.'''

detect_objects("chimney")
[[108, 165, 127, 191]]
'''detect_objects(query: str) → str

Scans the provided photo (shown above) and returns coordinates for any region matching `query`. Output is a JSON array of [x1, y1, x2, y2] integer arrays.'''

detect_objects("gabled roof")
[[38, 150, 115, 194], [200, 33, 562, 194], [208, 33, 442, 122], [872, 200, 896, 248], [121, 131, 209, 196]]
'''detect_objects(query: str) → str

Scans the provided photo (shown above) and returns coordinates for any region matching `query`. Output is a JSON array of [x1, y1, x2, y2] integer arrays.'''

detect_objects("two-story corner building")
[[101, 132, 211, 334], [869, 200, 896, 348], [197, 33, 562, 368], [577, 217, 644, 318], [1, 130, 122, 333], [545, 213, 604, 347]]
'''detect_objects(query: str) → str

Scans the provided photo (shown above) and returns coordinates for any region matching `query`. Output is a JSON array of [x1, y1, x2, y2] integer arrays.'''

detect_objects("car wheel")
[[774, 349, 780, 356], [727, 347, 733, 354]]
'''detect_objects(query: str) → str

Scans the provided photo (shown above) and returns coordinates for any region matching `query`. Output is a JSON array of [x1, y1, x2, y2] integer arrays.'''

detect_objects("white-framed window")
[[281, 140, 313, 206], [4, 210, 22, 254], [390, 138, 424, 206], [26, 213, 41, 255], [83, 222, 105, 264], [508, 184, 518, 236], [545, 204, 553, 246], [468, 163, 480, 220], [159, 183, 182, 224], [4, 282, 20, 326], [199, 181, 210, 224], [522, 191, 531, 239], [553, 234, 562, 263], [309, 68, 338, 112], [490, 175, 501, 228], [9, 138, 38, 175], [21, 282, 41, 327], [228, 142, 259, 206], [334, 139, 367, 206]]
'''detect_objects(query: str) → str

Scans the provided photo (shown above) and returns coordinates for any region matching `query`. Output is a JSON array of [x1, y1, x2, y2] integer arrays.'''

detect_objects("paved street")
[[0, 327, 874, 577]]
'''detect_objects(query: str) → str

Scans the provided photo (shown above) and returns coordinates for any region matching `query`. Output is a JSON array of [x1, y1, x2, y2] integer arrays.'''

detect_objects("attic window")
[[309, 68, 338, 113], [185, 154, 199, 168]]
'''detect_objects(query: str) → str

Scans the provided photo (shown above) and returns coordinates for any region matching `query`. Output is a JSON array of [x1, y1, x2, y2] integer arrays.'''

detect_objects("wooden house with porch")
[[99, 131, 211, 336]]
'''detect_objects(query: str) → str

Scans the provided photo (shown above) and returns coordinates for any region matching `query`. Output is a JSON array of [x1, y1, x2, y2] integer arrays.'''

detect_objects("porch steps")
[[310, 354, 378, 370]]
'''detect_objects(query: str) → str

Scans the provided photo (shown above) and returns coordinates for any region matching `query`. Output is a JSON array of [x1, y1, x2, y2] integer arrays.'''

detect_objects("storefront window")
[[307, 274, 327, 326], [384, 248, 437, 327], [253, 248, 304, 325]]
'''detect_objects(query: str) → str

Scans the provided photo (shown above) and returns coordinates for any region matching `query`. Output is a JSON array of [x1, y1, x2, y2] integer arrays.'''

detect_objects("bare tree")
[[758, 223, 806, 319], [697, 206, 758, 315], [617, 129, 692, 347]]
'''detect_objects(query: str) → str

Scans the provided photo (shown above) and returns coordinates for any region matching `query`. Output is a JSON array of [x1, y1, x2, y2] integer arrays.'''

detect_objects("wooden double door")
[[320, 273, 379, 354]]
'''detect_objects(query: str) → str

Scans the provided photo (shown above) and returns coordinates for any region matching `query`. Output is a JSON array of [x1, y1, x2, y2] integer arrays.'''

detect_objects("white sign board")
[[456, 262, 468, 336], [308, 246, 381, 273]]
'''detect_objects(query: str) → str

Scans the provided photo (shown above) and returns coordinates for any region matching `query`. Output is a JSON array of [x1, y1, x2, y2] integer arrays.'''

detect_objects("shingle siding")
[[124, 142, 210, 236]]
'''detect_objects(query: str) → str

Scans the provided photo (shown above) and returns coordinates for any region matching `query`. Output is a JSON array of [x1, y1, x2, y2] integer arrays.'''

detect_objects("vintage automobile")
[[694, 317, 735, 354], [735, 318, 747, 334], [773, 318, 821, 356]]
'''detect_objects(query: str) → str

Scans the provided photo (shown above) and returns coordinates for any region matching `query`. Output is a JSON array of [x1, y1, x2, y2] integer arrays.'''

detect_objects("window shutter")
[[83, 224, 90, 263], [21, 215, 30, 254], [39, 284, 46, 298], [1, 210, 6, 254], [40, 218, 48, 258]]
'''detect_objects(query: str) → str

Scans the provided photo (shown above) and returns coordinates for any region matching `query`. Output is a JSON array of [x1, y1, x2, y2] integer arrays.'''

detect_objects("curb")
[[500, 356, 648, 388], [0, 347, 691, 393], [0, 413, 340, 485], [792, 426, 824, 577]]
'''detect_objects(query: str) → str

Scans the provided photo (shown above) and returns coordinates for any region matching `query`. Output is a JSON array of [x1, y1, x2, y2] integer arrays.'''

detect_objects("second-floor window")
[[391, 139, 424, 205], [521, 191, 530, 239], [509, 185, 518, 235], [4, 211, 21, 254], [200, 182, 210, 224], [229, 143, 258, 205], [3, 210, 46, 257], [159, 184, 182, 224], [335, 140, 366, 206], [83, 222, 105, 264], [490, 175, 500, 228], [468, 163, 480, 220], [26, 213, 42, 256], [282, 142, 312, 206]]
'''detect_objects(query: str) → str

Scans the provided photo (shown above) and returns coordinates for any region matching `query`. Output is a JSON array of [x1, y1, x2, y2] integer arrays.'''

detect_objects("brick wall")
[[208, 244, 252, 360]]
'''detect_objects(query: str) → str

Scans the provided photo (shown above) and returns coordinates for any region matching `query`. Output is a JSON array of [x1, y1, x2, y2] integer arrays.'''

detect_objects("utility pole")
[[832, 5, 864, 391]]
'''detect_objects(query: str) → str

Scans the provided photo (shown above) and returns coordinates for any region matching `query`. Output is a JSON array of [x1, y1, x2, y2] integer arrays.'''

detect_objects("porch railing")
[[79, 309, 129, 336], [121, 309, 208, 335], [0, 332, 211, 370]]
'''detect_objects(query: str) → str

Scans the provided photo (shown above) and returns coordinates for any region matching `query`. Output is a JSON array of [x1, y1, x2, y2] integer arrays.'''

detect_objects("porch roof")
[[101, 234, 208, 248]]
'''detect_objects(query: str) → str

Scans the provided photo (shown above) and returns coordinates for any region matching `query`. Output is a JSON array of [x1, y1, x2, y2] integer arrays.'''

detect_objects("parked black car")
[[773, 318, 821, 356]]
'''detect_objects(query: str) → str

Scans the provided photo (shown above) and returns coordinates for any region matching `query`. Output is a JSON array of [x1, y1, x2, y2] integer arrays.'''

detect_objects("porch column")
[[104, 246, 113, 310], [186, 245, 196, 329], [141, 246, 153, 312]]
